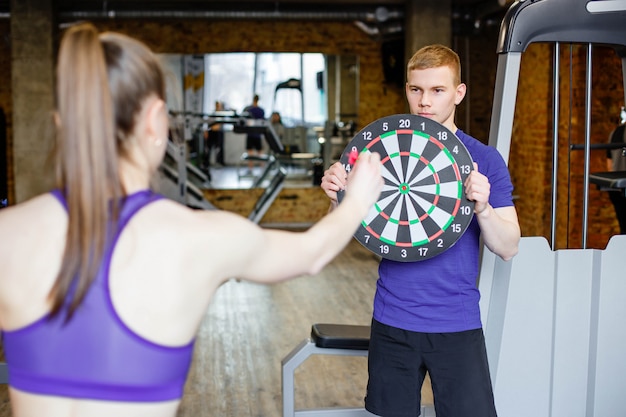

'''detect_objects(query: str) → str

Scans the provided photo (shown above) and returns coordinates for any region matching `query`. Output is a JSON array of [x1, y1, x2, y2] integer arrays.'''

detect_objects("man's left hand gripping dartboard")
[[337, 114, 475, 262]]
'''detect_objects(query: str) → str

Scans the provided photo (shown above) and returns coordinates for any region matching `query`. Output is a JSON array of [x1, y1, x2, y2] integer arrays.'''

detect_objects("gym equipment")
[[161, 111, 215, 209], [589, 170, 626, 194], [273, 78, 304, 126], [478, 1, 626, 416], [337, 114, 475, 262], [231, 116, 288, 223], [160, 140, 216, 210], [589, 124, 626, 195], [165, 111, 287, 223], [281, 323, 436, 417]]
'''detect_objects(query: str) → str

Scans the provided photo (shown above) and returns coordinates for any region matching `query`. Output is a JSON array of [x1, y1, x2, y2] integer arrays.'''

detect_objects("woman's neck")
[[118, 157, 151, 194]]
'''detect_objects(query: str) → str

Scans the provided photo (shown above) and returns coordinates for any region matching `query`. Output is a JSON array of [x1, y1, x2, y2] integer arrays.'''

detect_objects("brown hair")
[[406, 44, 462, 86], [51, 22, 165, 317]]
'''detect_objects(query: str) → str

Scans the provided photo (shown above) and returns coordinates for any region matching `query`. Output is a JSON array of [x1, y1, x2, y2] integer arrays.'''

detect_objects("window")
[[203, 52, 326, 127]]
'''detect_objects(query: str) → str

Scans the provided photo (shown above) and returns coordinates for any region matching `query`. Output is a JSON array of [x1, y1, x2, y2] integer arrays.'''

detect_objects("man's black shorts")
[[365, 319, 497, 417]]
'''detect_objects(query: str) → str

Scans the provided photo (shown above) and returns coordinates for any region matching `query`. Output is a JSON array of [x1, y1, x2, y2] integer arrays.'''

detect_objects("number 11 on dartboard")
[[337, 114, 475, 262]]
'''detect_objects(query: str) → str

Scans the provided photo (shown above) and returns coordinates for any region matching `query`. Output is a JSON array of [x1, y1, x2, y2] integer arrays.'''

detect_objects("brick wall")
[[0, 21, 10, 204], [509, 44, 624, 249]]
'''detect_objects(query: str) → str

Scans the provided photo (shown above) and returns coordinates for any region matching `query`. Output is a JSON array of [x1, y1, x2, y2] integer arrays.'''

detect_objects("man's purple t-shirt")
[[373, 129, 515, 333]]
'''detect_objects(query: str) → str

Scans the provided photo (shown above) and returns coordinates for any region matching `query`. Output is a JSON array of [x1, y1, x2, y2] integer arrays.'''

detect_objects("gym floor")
[[178, 238, 433, 417]]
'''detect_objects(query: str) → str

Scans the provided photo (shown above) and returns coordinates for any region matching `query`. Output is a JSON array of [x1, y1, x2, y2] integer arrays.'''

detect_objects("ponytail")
[[51, 23, 166, 318], [51, 23, 121, 318]]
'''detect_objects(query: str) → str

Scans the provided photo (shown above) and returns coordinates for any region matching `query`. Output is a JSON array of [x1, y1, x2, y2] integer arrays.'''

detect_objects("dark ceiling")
[[48, 0, 500, 8], [1, 0, 513, 36]]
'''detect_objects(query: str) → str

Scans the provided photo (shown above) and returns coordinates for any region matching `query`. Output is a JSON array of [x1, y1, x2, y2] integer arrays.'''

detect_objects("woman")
[[0, 23, 382, 417]]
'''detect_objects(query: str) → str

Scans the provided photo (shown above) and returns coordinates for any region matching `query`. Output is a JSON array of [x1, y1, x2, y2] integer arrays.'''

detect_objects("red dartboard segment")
[[337, 114, 475, 262]]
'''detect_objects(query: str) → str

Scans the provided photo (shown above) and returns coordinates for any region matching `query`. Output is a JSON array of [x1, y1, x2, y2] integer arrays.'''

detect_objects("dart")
[[348, 149, 359, 165]]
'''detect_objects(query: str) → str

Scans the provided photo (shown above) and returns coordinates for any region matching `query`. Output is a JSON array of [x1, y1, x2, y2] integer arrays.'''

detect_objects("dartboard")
[[337, 114, 475, 262]]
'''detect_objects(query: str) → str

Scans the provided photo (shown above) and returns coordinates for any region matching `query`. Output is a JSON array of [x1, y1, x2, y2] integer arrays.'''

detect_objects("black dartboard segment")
[[337, 114, 475, 262]]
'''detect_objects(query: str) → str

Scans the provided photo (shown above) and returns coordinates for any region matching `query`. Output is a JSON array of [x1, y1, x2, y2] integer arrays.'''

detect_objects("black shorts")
[[246, 135, 263, 151], [365, 319, 497, 417]]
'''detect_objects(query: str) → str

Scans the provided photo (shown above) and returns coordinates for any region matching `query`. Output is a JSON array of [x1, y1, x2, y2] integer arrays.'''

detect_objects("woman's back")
[[0, 191, 220, 417], [0, 194, 66, 331]]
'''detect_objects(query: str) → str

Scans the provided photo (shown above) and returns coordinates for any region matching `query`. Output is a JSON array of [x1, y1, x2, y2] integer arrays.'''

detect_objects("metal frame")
[[488, 0, 626, 246], [281, 339, 369, 417], [479, 1, 626, 416]]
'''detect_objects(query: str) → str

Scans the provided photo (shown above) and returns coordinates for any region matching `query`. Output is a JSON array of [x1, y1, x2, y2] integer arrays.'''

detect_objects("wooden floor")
[[0, 239, 433, 417], [178, 238, 433, 417]]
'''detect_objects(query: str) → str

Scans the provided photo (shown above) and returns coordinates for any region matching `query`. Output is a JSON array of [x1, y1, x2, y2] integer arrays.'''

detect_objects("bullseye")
[[337, 114, 475, 262]]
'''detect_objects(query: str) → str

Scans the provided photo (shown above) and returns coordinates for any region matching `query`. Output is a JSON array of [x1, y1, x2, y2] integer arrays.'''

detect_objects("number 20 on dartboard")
[[337, 114, 475, 262]]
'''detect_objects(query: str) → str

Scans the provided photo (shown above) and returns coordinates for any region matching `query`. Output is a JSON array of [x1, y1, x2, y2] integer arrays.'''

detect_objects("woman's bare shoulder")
[[0, 193, 66, 233], [135, 198, 258, 245]]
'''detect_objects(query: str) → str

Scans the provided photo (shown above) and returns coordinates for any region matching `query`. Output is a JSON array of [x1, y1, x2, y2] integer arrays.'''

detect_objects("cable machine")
[[478, 1, 626, 416]]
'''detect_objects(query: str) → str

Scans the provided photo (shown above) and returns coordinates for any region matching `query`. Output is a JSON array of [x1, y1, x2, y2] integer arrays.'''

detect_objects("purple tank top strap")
[[50, 189, 162, 218], [50, 189, 68, 211], [117, 190, 163, 230]]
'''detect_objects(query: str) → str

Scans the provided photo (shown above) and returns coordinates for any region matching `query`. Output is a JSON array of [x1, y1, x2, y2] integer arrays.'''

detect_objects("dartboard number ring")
[[337, 114, 475, 262]]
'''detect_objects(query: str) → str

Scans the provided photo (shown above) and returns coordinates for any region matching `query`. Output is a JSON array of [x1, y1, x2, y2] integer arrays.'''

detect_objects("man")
[[321, 44, 521, 417], [206, 101, 226, 167], [243, 94, 265, 172]]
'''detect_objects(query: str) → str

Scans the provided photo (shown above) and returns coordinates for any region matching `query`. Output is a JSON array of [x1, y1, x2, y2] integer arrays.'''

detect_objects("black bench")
[[281, 323, 371, 417]]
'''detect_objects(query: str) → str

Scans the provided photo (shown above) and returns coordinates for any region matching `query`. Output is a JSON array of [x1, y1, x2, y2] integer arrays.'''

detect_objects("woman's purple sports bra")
[[1, 189, 195, 402]]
